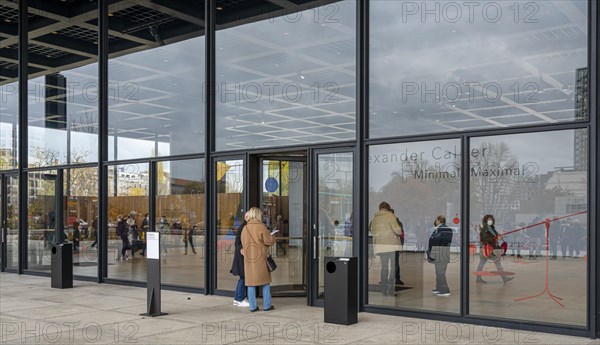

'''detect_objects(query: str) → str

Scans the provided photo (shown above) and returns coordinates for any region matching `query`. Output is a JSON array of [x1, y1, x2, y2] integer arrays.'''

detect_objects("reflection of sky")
[[215, 0, 356, 150], [370, 0, 588, 137], [471, 130, 577, 172]]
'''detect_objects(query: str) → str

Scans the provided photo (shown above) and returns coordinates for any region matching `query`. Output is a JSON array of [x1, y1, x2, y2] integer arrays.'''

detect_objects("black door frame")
[[211, 154, 246, 296], [309, 147, 355, 307], [1, 172, 19, 272], [256, 153, 308, 297]]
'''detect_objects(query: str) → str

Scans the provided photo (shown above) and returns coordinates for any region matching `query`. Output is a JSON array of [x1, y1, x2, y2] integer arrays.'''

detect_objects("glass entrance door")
[[26, 171, 60, 272], [260, 158, 307, 296], [1, 173, 19, 271], [312, 151, 354, 302]]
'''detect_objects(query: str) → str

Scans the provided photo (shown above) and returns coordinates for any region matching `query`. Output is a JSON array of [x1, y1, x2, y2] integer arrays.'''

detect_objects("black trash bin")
[[51, 243, 73, 289], [324, 256, 357, 325]]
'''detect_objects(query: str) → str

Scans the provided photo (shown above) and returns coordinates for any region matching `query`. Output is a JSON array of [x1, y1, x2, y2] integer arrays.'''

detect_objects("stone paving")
[[0, 273, 598, 344]]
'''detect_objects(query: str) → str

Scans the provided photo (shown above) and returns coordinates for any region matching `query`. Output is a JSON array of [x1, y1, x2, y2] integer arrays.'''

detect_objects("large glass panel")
[[317, 152, 353, 299], [26, 170, 56, 272], [27, 1, 99, 167], [108, 1, 206, 160], [67, 167, 98, 278], [215, 159, 244, 291], [0, 0, 19, 170], [107, 163, 149, 282], [262, 159, 307, 295], [469, 129, 588, 326], [370, 0, 589, 138], [368, 140, 461, 313], [3, 175, 18, 269], [156, 159, 205, 288], [215, 0, 356, 151]]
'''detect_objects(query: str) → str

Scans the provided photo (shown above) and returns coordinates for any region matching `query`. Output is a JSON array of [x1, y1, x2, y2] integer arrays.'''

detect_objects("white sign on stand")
[[146, 232, 160, 260]]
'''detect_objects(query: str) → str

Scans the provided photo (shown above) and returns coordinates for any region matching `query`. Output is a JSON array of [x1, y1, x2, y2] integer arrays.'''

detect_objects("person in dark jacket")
[[116, 216, 131, 261], [390, 209, 405, 286], [231, 212, 249, 307], [427, 215, 453, 296], [90, 216, 98, 249], [475, 214, 514, 284]]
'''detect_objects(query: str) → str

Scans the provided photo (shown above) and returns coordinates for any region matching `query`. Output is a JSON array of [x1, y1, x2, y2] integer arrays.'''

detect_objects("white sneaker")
[[233, 298, 249, 307]]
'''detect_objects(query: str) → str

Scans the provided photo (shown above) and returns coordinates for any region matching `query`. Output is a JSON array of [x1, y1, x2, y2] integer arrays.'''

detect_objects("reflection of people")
[[231, 211, 249, 307], [158, 216, 169, 261], [72, 221, 80, 252], [572, 219, 585, 257], [343, 213, 353, 237], [390, 209, 405, 285], [427, 215, 453, 296], [90, 216, 98, 249], [184, 225, 197, 255], [141, 213, 149, 240], [116, 216, 131, 261], [274, 215, 288, 256], [475, 215, 513, 284], [242, 207, 276, 312], [559, 219, 572, 258], [370, 202, 403, 296]]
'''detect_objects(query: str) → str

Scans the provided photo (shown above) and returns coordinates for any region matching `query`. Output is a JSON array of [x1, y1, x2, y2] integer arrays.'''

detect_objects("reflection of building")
[[574, 68, 588, 171], [110, 168, 150, 196], [545, 170, 587, 214]]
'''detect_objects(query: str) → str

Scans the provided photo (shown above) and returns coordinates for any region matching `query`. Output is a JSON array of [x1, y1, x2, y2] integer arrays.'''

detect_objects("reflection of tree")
[[372, 158, 460, 228], [470, 141, 519, 221], [30, 147, 61, 167], [182, 181, 205, 194]]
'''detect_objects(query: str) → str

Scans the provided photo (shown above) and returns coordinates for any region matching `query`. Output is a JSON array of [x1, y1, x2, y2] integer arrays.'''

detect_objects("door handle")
[[312, 224, 317, 260]]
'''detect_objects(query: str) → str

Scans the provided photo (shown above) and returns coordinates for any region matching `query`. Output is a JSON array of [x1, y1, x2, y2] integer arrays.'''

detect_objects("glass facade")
[[107, 163, 149, 282], [0, 0, 596, 337], [215, 0, 356, 151], [368, 140, 461, 313], [0, 1, 18, 169], [469, 129, 588, 326], [370, 0, 589, 138], [108, 1, 206, 160], [27, 1, 99, 167], [215, 159, 244, 291], [157, 158, 205, 288]]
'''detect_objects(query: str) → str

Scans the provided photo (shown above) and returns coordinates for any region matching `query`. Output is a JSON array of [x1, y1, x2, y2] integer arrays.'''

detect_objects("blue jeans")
[[234, 276, 246, 302], [248, 284, 271, 310]]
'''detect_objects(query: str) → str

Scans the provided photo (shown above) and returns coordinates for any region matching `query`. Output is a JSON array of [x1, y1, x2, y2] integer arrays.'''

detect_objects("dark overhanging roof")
[[0, 0, 339, 85]]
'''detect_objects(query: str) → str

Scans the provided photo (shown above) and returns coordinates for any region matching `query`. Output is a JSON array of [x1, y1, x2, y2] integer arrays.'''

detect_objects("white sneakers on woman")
[[233, 298, 249, 307]]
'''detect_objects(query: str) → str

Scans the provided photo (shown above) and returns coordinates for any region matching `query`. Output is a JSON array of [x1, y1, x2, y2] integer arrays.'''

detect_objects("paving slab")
[[0, 273, 594, 345]]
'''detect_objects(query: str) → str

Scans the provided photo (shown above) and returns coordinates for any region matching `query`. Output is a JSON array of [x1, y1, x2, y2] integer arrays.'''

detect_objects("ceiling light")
[[283, 32, 288, 35], [4, 19, 11, 23], [108, 13, 114, 17], [300, 75, 304, 79], [216, 6, 223, 10]]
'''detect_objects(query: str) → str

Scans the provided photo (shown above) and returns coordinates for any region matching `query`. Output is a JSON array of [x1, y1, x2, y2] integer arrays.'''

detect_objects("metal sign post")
[[140, 232, 167, 317]]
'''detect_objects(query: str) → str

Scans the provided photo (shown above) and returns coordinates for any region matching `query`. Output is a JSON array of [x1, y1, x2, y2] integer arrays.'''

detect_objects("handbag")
[[266, 255, 277, 272]]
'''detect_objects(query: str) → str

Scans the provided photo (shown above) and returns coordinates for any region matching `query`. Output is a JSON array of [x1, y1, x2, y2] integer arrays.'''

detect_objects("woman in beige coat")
[[370, 202, 403, 296], [241, 207, 276, 312]]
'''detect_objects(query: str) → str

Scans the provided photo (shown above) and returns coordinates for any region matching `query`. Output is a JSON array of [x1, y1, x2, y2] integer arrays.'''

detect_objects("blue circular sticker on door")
[[265, 177, 278, 193]]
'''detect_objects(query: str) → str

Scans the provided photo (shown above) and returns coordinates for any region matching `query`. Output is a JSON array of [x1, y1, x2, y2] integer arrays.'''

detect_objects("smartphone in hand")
[[271, 229, 279, 235]]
